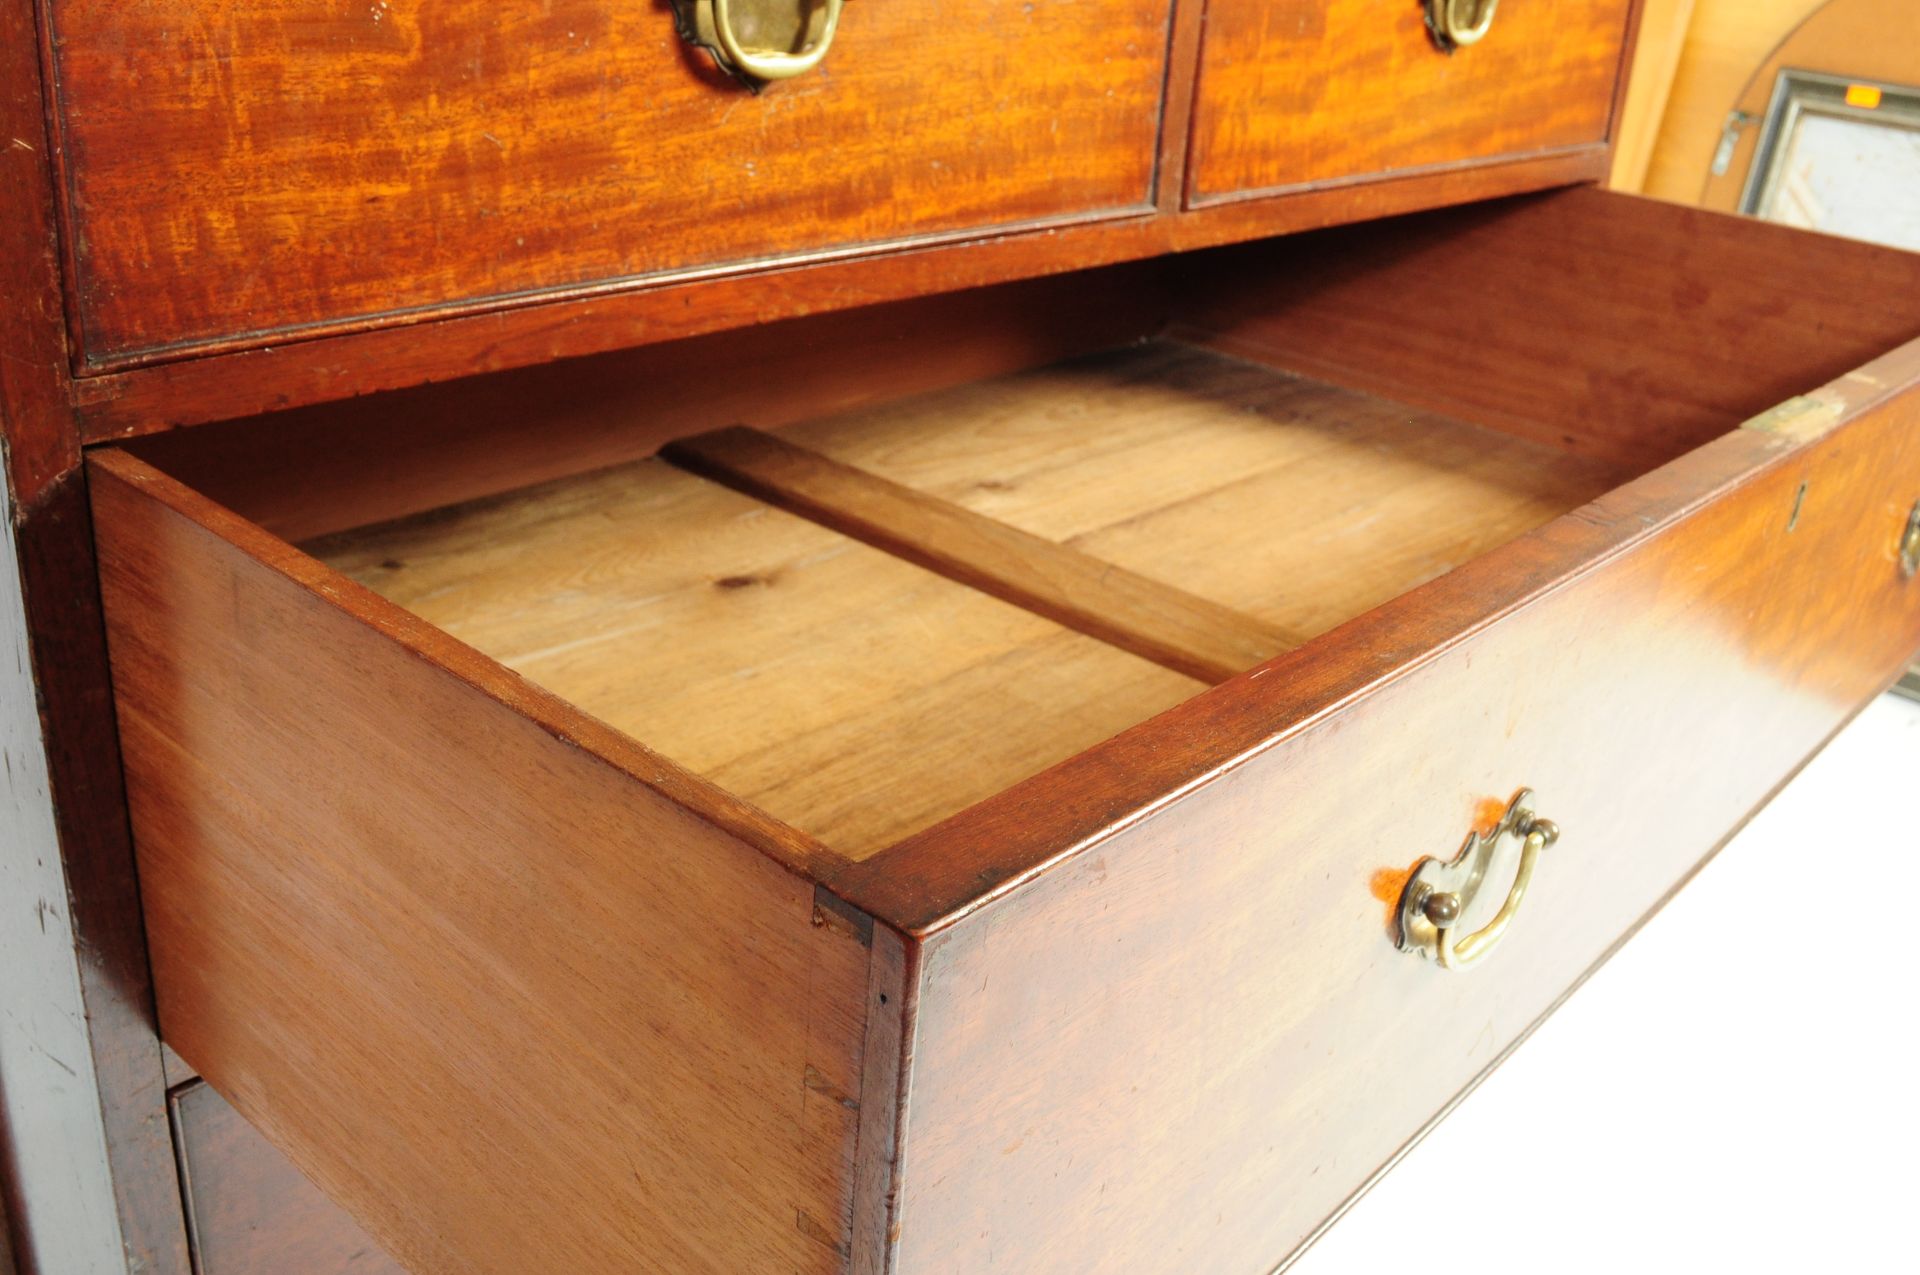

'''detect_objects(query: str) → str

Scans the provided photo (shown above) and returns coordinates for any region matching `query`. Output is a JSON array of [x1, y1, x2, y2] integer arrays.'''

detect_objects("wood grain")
[[1152, 0, 1210, 211], [664, 425, 1293, 683], [1637, 0, 1826, 203], [170, 1083, 402, 1275], [1187, 0, 1633, 203], [308, 458, 1202, 858], [1609, 0, 1698, 189], [70, 147, 1615, 445], [90, 448, 892, 1274], [0, 0, 73, 509], [73, 188, 1920, 1275], [853, 338, 1920, 1275], [782, 343, 1628, 653], [48, 0, 1173, 365], [1174, 186, 1920, 470], [126, 267, 1173, 544]]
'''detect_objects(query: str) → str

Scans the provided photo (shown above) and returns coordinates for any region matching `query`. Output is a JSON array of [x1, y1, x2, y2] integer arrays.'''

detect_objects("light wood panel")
[[309, 459, 1203, 858], [1611, 0, 1699, 189], [665, 425, 1295, 683], [1638, 0, 1826, 201], [782, 344, 1628, 650], [90, 448, 885, 1275]]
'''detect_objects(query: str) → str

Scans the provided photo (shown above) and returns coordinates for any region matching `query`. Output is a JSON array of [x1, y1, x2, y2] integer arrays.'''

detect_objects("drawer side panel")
[[888, 369, 1920, 1274], [89, 452, 882, 1275]]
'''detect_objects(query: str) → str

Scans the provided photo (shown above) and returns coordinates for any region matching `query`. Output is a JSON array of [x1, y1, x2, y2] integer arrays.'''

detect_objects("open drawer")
[[93, 189, 1920, 1275]]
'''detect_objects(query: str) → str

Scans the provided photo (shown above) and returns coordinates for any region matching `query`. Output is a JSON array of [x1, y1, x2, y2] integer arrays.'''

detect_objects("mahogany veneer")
[[1189, 0, 1635, 203], [86, 188, 1920, 1274], [47, 0, 1173, 366]]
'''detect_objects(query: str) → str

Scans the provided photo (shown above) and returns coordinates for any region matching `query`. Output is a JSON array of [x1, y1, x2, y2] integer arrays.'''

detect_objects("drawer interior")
[[301, 342, 1624, 855], [125, 186, 1920, 866], [305, 451, 1204, 858]]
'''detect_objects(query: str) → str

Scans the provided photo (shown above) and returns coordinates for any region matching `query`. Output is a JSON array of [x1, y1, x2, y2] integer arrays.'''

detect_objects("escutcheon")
[[1396, 789, 1560, 970]]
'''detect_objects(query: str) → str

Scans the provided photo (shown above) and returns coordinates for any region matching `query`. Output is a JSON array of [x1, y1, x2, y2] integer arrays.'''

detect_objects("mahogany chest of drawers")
[[5, 1, 1920, 1272]]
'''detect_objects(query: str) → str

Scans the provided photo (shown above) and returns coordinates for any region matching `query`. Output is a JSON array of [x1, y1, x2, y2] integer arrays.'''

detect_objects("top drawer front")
[[1186, 0, 1633, 204], [49, 0, 1173, 365]]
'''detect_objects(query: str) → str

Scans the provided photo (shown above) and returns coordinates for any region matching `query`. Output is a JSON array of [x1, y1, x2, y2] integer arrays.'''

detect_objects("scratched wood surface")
[[309, 458, 1202, 858], [1188, 0, 1634, 202], [47, 0, 1173, 364], [0, 0, 195, 1268]]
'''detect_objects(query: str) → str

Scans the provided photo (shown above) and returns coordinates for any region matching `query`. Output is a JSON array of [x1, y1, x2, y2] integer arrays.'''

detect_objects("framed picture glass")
[[1740, 69, 1920, 251]]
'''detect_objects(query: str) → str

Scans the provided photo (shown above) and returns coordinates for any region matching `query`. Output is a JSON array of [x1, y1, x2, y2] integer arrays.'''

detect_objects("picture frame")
[[1739, 69, 1920, 252]]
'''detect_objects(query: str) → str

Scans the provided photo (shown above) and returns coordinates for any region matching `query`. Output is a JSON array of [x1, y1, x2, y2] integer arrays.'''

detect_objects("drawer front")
[[49, 0, 1173, 365], [886, 375, 1920, 1273], [1186, 0, 1634, 204], [172, 1083, 403, 1275]]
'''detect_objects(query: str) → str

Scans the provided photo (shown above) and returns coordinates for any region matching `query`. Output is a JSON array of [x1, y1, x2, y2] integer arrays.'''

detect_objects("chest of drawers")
[[5, 2, 1920, 1273]]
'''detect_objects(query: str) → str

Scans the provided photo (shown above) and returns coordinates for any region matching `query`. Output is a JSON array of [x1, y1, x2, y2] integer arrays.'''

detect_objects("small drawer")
[[93, 190, 1920, 1274], [1186, 0, 1635, 205], [46, 0, 1173, 366]]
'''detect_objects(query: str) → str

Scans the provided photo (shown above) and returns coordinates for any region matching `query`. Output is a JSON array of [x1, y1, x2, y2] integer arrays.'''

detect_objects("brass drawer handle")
[[1396, 789, 1559, 970], [1426, 0, 1500, 51], [1900, 500, 1920, 579], [676, 0, 844, 84]]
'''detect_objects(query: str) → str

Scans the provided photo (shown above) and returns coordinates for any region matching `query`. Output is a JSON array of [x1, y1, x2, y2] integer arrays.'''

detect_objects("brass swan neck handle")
[[1396, 789, 1560, 971], [1426, 0, 1500, 52]]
